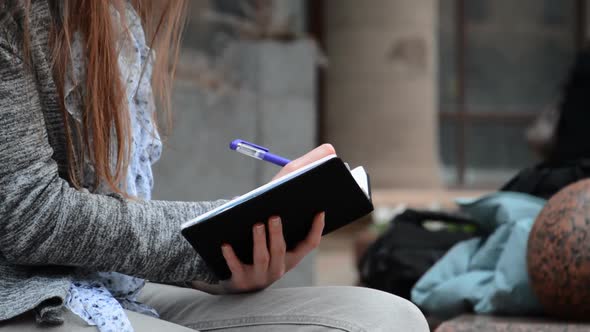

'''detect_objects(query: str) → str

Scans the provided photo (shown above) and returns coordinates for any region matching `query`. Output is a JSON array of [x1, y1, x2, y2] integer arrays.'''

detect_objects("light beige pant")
[[0, 283, 429, 331]]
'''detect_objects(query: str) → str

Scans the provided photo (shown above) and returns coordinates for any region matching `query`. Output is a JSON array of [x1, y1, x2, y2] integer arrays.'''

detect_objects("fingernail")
[[270, 216, 281, 227], [256, 223, 265, 234], [221, 244, 229, 253]]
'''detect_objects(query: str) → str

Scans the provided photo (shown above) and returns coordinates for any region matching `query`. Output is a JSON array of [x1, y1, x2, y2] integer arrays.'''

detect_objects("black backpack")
[[358, 209, 481, 300]]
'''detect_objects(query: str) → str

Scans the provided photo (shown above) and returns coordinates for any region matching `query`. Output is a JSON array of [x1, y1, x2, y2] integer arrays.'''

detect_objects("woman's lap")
[[0, 283, 428, 332], [138, 282, 428, 332]]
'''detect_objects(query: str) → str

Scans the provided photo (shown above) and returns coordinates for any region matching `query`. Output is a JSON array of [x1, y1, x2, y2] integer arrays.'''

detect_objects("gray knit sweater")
[[0, 0, 223, 324]]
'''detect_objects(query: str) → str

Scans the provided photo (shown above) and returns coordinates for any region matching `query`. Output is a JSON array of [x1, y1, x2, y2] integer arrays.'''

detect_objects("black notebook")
[[181, 154, 374, 280]]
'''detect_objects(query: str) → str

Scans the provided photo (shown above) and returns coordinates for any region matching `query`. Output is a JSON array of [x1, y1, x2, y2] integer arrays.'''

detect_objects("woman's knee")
[[311, 286, 429, 332]]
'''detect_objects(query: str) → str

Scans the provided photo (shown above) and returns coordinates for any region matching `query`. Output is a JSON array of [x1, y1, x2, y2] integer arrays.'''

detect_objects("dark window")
[[439, 0, 582, 187]]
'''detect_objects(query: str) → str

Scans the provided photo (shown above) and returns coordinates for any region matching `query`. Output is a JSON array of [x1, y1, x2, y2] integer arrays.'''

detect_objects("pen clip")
[[230, 139, 269, 153]]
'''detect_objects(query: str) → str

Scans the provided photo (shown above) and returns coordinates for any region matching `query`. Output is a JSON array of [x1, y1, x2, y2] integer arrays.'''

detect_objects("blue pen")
[[230, 139, 291, 167]]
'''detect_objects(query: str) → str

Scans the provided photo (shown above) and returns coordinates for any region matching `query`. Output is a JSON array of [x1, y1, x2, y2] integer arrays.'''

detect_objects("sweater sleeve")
[[0, 44, 227, 284]]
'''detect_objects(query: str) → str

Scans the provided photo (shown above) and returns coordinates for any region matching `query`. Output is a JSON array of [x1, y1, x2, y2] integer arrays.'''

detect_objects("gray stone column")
[[322, 0, 441, 188]]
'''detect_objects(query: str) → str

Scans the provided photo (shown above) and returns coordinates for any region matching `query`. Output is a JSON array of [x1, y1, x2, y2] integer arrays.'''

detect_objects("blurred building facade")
[[320, 0, 583, 189], [155, 0, 587, 198], [152, 0, 589, 286]]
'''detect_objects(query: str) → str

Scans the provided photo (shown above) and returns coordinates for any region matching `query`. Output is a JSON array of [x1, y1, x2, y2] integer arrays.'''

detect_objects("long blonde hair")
[[22, 0, 188, 196]]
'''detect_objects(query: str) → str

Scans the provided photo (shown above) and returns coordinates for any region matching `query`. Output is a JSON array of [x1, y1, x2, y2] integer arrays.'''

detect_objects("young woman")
[[0, 0, 428, 331]]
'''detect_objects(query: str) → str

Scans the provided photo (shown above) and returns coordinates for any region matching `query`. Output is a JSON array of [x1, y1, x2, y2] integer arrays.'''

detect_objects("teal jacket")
[[411, 192, 546, 318]]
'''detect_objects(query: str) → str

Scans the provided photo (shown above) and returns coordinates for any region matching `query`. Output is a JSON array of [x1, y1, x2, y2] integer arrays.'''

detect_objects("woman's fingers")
[[252, 223, 270, 284], [287, 212, 325, 270], [268, 216, 287, 280], [220, 213, 326, 293], [221, 244, 246, 286], [273, 144, 336, 180]]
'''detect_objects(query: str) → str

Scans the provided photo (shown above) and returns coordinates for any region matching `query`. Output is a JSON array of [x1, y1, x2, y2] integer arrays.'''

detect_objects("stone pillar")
[[322, 0, 441, 189]]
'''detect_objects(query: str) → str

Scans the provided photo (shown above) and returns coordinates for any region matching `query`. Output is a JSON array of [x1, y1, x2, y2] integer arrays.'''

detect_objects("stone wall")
[[152, 40, 319, 287]]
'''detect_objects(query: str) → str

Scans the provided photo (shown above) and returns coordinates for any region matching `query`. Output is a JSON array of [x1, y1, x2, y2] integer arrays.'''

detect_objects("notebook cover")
[[181, 157, 374, 280]]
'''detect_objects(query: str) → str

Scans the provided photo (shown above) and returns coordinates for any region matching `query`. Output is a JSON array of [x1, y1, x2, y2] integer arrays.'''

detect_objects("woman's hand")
[[218, 212, 325, 293], [193, 144, 335, 294]]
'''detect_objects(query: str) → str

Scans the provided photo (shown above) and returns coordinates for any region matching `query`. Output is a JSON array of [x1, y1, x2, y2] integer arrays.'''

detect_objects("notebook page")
[[351, 166, 370, 198]]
